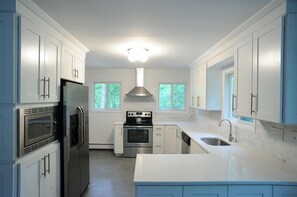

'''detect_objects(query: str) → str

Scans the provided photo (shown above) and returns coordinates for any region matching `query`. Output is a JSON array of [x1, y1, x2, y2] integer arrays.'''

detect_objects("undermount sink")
[[200, 137, 230, 146]]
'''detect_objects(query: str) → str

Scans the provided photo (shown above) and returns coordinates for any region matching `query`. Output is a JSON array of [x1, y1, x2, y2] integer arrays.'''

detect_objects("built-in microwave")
[[18, 106, 58, 157]]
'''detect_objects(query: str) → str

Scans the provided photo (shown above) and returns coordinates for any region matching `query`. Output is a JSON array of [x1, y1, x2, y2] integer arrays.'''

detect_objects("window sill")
[[90, 109, 123, 113], [156, 110, 189, 114], [230, 119, 256, 133]]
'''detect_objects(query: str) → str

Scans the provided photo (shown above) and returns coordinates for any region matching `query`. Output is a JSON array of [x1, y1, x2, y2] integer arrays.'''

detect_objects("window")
[[226, 73, 237, 120], [159, 83, 186, 111], [223, 69, 254, 124], [93, 82, 121, 110]]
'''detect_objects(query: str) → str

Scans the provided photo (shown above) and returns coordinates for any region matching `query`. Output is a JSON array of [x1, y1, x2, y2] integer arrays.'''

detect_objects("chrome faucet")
[[219, 119, 234, 142]]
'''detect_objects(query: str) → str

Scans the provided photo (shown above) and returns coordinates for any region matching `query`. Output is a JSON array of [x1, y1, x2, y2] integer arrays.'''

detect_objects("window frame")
[[222, 67, 255, 131], [158, 82, 187, 112], [92, 81, 121, 112]]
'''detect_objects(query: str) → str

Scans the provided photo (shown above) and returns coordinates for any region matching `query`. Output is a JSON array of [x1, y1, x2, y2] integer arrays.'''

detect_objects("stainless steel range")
[[123, 111, 153, 157]]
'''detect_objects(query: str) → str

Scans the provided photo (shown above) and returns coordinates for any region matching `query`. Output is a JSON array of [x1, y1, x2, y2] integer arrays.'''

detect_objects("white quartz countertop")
[[134, 122, 297, 185]]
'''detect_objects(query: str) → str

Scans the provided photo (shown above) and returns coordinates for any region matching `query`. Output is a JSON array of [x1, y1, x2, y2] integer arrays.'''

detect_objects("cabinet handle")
[[76, 69, 79, 78], [192, 96, 194, 106], [197, 96, 200, 107], [73, 69, 76, 77], [47, 153, 50, 174], [156, 128, 162, 130], [41, 77, 46, 98], [156, 145, 162, 148], [156, 133, 162, 136], [46, 78, 50, 98], [232, 95, 236, 111], [42, 156, 46, 177], [251, 93, 257, 114]]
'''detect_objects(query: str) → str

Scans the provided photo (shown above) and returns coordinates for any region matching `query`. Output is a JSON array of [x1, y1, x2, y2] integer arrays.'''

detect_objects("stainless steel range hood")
[[126, 68, 153, 97]]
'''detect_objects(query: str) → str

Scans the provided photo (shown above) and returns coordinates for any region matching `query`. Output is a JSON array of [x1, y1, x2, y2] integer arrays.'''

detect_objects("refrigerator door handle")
[[80, 105, 85, 147], [77, 105, 84, 147]]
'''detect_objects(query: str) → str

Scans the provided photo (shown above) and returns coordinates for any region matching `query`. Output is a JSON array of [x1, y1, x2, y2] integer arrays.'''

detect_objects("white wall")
[[85, 68, 193, 148], [193, 109, 297, 166]]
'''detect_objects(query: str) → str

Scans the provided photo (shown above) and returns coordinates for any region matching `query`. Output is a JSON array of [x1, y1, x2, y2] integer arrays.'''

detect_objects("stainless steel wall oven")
[[18, 106, 58, 157]]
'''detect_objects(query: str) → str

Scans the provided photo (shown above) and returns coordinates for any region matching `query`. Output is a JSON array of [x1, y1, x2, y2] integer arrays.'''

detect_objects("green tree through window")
[[94, 82, 121, 110], [159, 83, 186, 111]]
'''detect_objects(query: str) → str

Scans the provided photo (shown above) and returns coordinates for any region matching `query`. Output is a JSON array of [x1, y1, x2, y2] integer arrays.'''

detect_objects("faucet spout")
[[219, 119, 234, 142]]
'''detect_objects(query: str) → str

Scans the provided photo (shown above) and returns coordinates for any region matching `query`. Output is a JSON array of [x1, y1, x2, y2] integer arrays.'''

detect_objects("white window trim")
[[221, 68, 255, 132], [157, 82, 187, 112], [91, 81, 122, 112]]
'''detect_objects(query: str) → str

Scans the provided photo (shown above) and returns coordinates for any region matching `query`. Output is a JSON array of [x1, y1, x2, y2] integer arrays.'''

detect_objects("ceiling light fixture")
[[127, 48, 149, 62]]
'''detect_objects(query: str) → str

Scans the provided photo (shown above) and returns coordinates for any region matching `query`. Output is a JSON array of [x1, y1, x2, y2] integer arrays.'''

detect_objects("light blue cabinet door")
[[229, 185, 272, 197], [184, 186, 227, 197], [273, 186, 297, 197], [136, 186, 183, 197]]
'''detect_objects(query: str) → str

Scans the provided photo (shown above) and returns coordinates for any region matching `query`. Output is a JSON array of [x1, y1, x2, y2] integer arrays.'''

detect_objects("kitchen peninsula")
[[134, 123, 297, 197]]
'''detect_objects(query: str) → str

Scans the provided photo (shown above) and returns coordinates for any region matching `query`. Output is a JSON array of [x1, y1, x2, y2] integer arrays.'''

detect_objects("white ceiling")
[[32, 0, 271, 68]]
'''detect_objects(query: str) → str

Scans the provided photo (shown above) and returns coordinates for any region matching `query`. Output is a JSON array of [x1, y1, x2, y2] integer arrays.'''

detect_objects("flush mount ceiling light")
[[127, 48, 149, 62]]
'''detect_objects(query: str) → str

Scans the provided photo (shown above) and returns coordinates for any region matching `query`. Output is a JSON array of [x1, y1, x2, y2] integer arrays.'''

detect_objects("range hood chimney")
[[126, 68, 153, 97]]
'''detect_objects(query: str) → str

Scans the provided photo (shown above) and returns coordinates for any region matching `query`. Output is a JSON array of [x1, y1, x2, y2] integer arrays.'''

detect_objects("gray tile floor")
[[82, 150, 136, 197]]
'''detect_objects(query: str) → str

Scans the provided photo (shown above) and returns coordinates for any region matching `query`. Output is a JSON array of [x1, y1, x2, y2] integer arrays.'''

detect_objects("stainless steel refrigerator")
[[61, 81, 89, 197]]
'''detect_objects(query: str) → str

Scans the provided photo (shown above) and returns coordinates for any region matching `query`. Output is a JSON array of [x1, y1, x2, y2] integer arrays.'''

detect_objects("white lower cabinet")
[[184, 186, 227, 197], [137, 185, 296, 197], [18, 142, 60, 197], [175, 127, 182, 154], [190, 139, 207, 154], [114, 124, 123, 155], [164, 126, 177, 154], [273, 186, 297, 197], [136, 186, 183, 197], [228, 185, 272, 197], [153, 125, 164, 154]]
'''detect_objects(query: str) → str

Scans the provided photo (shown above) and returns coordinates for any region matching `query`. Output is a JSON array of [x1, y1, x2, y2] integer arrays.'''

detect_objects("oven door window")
[[25, 114, 52, 146], [127, 129, 149, 143]]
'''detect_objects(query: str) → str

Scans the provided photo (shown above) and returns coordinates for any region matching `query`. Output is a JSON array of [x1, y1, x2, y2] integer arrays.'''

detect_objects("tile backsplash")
[[193, 109, 297, 166]]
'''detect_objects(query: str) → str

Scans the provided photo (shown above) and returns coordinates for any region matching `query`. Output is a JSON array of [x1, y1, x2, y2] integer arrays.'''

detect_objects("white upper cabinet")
[[44, 33, 61, 102], [61, 43, 85, 83], [282, 14, 297, 124], [190, 63, 221, 110], [61, 43, 75, 81], [190, 66, 198, 108], [19, 17, 61, 103], [234, 35, 253, 117], [75, 53, 85, 83], [231, 14, 297, 124], [19, 16, 45, 103], [196, 64, 207, 109], [252, 16, 283, 123]]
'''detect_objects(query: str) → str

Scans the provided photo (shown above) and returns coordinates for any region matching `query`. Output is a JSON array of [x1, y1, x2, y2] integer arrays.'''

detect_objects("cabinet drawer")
[[154, 126, 164, 132], [153, 131, 164, 142], [153, 143, 164, 154]]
